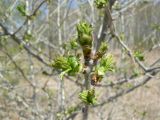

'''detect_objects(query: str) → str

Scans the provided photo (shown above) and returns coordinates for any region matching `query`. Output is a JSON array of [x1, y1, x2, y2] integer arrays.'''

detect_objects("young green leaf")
[[67, 56, 82, 76], [97, 67, 106, 76], [79, 88, 97, 105], [77, 21, 92, 36], [17, 4, 26, 16], [97, 42, 108, 58], [70, 39, 79, 49], [77, 21, 92, 47], [95, 54, 114, 76], [51, 56, 82, 78], [51, 56, 70, 71], [60, 69, 71, 79], [94, 0, 109, 9], [134, 51, 144, 61]]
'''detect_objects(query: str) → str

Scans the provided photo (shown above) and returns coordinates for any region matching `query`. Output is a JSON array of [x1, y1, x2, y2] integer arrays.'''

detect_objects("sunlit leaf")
[[77, 21, 92, 47], [79, 88, 97, 105], [93, 54, 114, 83], [51, 55, 82, 78], [94, 0, 109, 9]]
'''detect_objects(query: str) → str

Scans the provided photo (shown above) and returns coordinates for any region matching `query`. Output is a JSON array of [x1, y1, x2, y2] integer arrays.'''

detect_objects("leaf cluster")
[[51, 56, 82, 79], [90, 54, 114, 85], [79, 88, 97, 105], [95, 54, 114, 76], [94, 0, 109, 9], [76, 21, 92, 47]]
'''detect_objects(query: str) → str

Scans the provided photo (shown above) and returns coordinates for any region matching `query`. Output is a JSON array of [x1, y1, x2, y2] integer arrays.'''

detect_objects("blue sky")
[[68, 0, 87, 9]]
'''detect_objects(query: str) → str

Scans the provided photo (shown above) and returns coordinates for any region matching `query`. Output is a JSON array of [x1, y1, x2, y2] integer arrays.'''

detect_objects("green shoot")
[[79, 88, 97, 105]]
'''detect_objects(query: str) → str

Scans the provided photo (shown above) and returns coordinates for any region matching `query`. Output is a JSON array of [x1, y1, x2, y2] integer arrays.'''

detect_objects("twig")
[[0, 23, 50, 66], [1, 48, 35, 88], [95, 69, 160, 107], [13, 0, 47, 35]]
